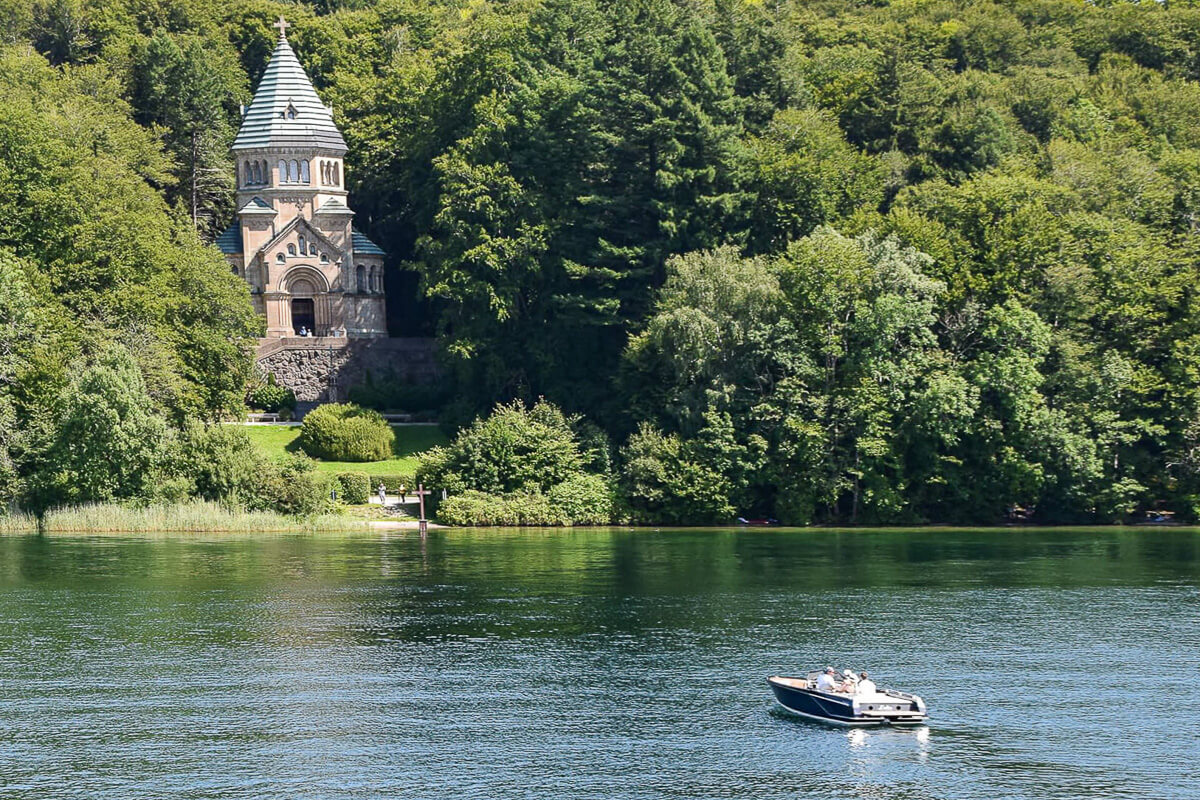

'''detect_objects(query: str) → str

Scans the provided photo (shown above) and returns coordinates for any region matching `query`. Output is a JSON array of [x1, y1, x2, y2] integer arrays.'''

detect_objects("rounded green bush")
[[297, 403, 395, 462], [336, 472, 371, 505]]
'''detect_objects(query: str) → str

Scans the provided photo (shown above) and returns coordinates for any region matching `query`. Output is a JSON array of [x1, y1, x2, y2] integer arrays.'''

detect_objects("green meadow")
[[242, 424, 448, 476]]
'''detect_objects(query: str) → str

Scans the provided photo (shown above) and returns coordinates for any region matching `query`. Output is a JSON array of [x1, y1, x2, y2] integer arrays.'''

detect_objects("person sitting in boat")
[[855, 671, 877, 695], [838, 669, 858, 693], [816, 667, 838, 692]]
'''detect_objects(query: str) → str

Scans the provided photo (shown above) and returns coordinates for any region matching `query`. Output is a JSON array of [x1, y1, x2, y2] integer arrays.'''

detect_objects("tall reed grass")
[[0, 511, 38, 534], [41, 501, 367, 533]]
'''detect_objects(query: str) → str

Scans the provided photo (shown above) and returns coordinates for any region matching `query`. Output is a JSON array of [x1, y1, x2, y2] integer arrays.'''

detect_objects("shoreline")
[[3, 520, 1196, 535]]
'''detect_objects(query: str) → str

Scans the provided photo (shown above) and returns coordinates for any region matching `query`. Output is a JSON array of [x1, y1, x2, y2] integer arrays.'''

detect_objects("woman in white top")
[[855, 671, 877, 695]]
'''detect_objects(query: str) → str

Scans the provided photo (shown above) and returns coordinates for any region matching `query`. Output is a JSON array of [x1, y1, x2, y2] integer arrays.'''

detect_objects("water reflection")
[[0, 527, 1196, 799]]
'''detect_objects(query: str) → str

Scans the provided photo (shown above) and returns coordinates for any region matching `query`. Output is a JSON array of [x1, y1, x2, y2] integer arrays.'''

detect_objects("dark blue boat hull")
[[768, 680, 869, 725], [767, 676, 927, 726]]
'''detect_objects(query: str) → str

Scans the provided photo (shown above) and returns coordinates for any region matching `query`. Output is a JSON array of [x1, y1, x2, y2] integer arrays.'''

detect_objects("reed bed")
[[41, 501, 367, 533], [0, 511, 38, 534]]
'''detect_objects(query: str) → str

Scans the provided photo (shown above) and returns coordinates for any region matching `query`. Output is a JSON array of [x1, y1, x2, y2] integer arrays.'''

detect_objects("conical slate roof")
[[232, 34, 346, 153]]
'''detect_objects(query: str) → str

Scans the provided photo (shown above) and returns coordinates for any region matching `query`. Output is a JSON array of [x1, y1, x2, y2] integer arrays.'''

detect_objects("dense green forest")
[[5, 0, 1200, 523]]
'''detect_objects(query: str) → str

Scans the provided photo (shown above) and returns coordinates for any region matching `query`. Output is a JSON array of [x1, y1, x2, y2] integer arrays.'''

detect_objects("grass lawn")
[[241, 424, 449, 475]]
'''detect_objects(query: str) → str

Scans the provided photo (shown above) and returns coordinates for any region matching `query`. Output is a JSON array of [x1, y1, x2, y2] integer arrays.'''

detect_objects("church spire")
[[231, 26, 346, 153]]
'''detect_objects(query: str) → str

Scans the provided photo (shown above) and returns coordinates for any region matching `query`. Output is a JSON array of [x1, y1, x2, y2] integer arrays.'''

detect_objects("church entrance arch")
[[284, 266, 328, 335], [291, 298, 315, 334]]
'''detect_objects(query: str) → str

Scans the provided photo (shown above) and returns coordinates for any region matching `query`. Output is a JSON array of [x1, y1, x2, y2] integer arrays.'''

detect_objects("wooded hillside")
[[5, 0, 1200, 522]]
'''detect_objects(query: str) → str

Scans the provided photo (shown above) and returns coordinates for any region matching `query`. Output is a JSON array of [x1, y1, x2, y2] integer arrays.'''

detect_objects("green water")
[[0, 527, 1197, 799]]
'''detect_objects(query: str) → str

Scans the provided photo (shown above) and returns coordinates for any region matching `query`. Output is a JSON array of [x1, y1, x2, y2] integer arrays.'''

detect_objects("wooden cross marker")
[[273, 15, 290, 38], [414, 483, 432, 536]]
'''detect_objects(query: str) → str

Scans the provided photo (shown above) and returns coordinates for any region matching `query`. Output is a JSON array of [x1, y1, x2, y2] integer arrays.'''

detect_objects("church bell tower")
[[217, 16, 387, 339]]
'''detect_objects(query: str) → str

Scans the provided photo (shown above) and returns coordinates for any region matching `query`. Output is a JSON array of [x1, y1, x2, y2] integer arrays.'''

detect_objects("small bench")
[[246, 412, 282, 423]]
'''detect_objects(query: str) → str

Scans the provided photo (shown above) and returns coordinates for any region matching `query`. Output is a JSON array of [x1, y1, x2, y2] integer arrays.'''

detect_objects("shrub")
[[258, 454, 338, 516], [417, 399, 585, 495], [337, 472, 371, 505], [297, 403, 395, 462], [246, 374, 296, 414], [180, 423, 266, 505], [548, 474, 617, 525], [436, 490, 568, 526]]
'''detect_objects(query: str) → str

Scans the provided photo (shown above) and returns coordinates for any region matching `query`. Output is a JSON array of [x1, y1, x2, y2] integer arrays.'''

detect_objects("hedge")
[[370, 473, 417, 494], [436, 490, 569, 527], [297, 403, 395, 462]]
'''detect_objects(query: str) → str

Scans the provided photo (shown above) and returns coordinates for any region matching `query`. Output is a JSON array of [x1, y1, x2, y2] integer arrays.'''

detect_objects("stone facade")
[[256, 337, 440, 404], [217, 22, 387, 339]]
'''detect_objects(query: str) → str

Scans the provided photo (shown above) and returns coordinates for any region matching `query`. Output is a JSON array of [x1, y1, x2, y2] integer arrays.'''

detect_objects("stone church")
[[217, 18, 387, 339], [218, 19, 435, 404]]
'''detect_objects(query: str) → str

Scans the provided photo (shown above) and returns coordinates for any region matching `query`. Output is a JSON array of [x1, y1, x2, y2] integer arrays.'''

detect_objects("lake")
[[0, 527, 1197, 799]]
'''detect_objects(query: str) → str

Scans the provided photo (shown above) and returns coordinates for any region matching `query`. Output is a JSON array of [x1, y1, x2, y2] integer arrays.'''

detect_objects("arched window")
[[288, 160, 298, 183], [286, 104, 297, 120], [287, 244, 296, 256], [242, 161, 250, 185], [309, 243, 318, 255], [276, 253, 285, 264], [356, 265, 366, 293], [333, 163, 340, 185], [298, 236, 306, 254], [320, 252, 329, 264], [254, 162, 263, 184], [278, 160, 287, 183], [300, 160, 310, 183], [321, 161, 327, 183]]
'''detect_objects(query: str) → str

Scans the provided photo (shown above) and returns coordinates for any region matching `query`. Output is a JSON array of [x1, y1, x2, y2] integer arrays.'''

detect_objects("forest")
[[4, 0, 1200, 524]]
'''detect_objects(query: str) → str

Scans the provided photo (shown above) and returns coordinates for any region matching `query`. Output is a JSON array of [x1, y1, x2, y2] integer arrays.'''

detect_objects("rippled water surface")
[[0, 528, 1197, 799]]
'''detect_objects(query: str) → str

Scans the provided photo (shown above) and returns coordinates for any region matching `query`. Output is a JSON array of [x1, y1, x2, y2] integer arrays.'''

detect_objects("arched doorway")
[[292, 298, 315, 334]]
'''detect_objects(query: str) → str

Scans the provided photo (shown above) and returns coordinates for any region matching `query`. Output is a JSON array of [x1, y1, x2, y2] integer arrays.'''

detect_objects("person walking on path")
[[399, 484, 407, 503], [377, 483, 387, 506]]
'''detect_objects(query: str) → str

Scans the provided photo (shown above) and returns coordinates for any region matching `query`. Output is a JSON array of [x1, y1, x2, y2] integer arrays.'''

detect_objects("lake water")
[[0, 528, 1197, 799]]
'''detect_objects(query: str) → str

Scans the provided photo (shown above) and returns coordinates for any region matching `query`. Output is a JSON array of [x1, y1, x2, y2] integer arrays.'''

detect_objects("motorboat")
[[767, 671, 928, 726]]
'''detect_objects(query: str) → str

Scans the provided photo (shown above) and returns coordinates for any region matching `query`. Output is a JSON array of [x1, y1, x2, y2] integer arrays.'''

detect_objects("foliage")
[[417, 400, 585, 496], [297, 403, 396, 462], [8, 0, 1200, 523], [546, 473, 617, 526], [0, 47, 259, 421], [435, 489, 569, 527], [246, 373, 296, 414], [347, 373, 448, 414], [619, 422, 739, 526], [336, 471, 371, 505], [26, 344, 179, 511], [369, 473, 415, 494]]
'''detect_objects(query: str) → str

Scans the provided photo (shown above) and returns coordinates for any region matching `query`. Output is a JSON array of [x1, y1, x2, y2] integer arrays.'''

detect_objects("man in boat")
[[816, 667, 838, 692], [855, 671, 877, 695]]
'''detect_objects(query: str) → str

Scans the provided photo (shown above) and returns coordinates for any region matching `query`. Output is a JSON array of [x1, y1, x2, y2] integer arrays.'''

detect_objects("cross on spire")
[[273, 15, 290, 38]]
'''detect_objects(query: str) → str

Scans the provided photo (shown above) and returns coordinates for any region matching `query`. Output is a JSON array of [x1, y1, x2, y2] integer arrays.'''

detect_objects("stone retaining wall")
[[256, 337, 439, 403]]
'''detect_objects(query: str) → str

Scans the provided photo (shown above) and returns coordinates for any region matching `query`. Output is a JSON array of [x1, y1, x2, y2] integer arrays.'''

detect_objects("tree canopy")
[[6, 0, 1200, 522]]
